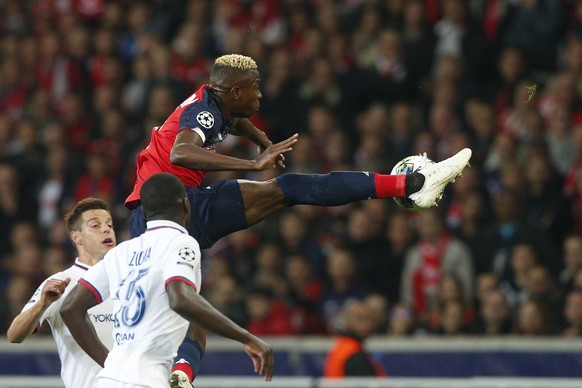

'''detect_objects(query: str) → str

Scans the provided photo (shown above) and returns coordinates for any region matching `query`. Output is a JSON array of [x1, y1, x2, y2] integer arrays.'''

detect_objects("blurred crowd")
[[2, 0, 582, 339]]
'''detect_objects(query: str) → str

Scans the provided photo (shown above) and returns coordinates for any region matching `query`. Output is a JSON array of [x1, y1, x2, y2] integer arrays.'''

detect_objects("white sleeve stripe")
[[189, 127, 206, 143]]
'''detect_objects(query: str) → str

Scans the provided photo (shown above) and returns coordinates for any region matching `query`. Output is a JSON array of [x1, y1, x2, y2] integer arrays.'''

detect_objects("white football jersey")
[[80, 220, 201, 387], [22, 259, 114, 388]]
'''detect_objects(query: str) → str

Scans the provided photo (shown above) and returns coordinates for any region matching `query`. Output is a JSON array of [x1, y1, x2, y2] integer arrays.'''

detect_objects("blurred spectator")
[[473, 189, 559, 278], [319, 248, 370, 334], [277, 210, 326, 277], [560, 234, 582, 293], [207, 275, 247, 327], [57, 92, 93, 152], [73, 145, 115, 207], [284, 253, 325, 335], [514, 300, 555, 336], [0, 164, 20, 257], [400, 208, 474, 326], [562, 290, 582, 337], [546, 104, 576, 176], [428, 274, 475, 331], [433, 300, 470, 335], [523, 264, 563, 328], [501, 0, 564, 71], [245, 285, 296, 336], [0, 276, 35, 333], [383, 211, 416, 304], [345, 206, 390, 298], [500, 242, 540, 308], [170, 24, 211, 90], [36, 145, 75, 231], [387, 101, 416, 167], [387, 303, 415, 336], [41, 245, 71, 278], [474, 289, 512, 335], [523, 152, 572, 246], [250, 242, 288, 299], [260, 48, 302, 142], [323, 301, 388, 378], [363, 293, 390, 334], [36, 30, 83, 103]]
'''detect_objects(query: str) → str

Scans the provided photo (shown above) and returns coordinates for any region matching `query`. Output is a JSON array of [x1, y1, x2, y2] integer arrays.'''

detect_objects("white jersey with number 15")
[[80, 220, 201, 387]]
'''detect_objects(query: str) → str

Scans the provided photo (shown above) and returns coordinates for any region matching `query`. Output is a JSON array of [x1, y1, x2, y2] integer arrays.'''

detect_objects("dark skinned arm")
[[229, 119, 287, 169], [170, 130, 297, 171], [229, 118, 270, 147], [60, 284, 108, 367], [167, 281, 274, 381]]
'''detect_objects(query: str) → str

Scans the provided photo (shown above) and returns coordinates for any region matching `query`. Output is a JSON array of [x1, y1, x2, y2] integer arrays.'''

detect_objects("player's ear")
[[70, 230, 82, 246], [231, 86, 241, 100]]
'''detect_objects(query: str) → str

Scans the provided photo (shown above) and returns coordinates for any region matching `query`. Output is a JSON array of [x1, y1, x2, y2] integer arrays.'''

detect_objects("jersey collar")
[[145, 220, 187, 235], [73, 258, 91, 271]]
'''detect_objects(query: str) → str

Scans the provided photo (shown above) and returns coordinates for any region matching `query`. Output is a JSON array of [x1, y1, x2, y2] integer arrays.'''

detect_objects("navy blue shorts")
[[129, 180, 247, 249]]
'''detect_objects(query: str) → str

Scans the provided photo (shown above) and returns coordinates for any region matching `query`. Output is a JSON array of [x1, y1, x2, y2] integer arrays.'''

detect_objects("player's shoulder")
[[170, 233, 201, 253], [180, 87, 221, 125], [49, 265, 80, 281]]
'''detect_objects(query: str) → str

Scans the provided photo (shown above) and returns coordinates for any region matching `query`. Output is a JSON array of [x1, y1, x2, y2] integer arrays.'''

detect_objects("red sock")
[[172, 361, 194, 382], [374, 174, 406, 198]]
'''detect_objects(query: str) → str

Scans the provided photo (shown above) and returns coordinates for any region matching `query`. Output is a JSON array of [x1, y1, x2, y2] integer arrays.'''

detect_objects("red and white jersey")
[[79, 220, 201, 387], [125, 85, 233, 209], [22, 259, 114, 388]]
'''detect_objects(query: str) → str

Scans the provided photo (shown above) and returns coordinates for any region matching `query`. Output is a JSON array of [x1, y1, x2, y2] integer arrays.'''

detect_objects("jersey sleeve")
[[79, 260, 111, 304], [163, 236, 201, 293], [178, 104, 221, 145]]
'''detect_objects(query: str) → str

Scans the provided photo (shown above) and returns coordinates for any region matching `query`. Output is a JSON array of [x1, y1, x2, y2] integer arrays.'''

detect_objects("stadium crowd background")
[[2, 0, 582, 340]]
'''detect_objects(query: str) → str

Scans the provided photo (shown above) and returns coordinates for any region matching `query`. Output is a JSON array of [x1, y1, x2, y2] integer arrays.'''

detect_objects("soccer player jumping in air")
[[125, 54, 471, 387]]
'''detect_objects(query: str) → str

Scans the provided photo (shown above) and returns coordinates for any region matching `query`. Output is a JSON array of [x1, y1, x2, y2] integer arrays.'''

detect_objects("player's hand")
[[257, 143, 286, 169], [254, 134, 298, 171], [40, 278, 71, 306], [243, 337, 274, 381]]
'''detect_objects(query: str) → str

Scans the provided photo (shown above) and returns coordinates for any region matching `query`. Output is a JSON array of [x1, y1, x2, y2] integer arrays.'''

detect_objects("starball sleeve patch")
[[196, 111, 214, 129]]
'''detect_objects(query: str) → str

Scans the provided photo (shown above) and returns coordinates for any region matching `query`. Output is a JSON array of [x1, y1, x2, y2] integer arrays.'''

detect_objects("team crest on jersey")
[[179, 247, 196, 262], [196, 111, 214, 129]]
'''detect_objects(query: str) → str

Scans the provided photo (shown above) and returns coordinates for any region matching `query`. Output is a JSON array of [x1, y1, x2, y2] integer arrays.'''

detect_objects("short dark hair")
[[140, 173, 187, 220], [64, 197, 110, 233]]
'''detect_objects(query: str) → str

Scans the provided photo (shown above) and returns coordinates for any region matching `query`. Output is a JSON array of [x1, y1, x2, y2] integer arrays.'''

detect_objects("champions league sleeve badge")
[[178, 247, 196, 262], [196, 111, 214, 129]]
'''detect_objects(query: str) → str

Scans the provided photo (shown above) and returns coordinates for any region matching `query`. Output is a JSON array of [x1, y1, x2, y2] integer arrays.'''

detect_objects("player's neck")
[[76, 250, 103, 267], [208, 87, 232, 120]]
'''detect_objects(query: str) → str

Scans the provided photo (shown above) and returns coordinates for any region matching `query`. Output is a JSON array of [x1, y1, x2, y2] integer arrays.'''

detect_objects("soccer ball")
[[390, 153, 434, 210]]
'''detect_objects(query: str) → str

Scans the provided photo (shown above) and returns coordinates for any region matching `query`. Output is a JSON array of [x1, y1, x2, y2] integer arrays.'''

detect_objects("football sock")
[[276, 172, 407, 206], [172, 338, 204, 382]]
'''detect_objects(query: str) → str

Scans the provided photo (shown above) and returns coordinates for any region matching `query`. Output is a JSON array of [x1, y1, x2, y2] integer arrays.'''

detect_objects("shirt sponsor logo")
[[89, 313, 115, 323], [115, 332, 135, 345]]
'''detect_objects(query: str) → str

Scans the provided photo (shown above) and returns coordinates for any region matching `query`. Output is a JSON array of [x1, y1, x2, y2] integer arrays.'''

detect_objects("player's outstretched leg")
[[272, 148, 471, 210], [408, 148, 472, 208]]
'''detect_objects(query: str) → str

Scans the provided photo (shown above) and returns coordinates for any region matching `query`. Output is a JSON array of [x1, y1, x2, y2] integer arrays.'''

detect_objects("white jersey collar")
[[73, 258, 91, 271], [145, 220, 188, 235]]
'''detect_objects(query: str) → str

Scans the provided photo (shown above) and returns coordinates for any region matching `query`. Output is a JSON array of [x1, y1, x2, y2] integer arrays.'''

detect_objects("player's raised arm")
[[170, 129, 297, 172], [166, 280, 274, 381], [7, 277, 70, 343], [229, 119, 288, 169], [60, 283, 109, 367]]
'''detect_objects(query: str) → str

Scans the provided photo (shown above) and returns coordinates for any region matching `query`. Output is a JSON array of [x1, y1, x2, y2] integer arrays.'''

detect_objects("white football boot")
[[408, 148, 472, 209], [169, 370, 192, 388]]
